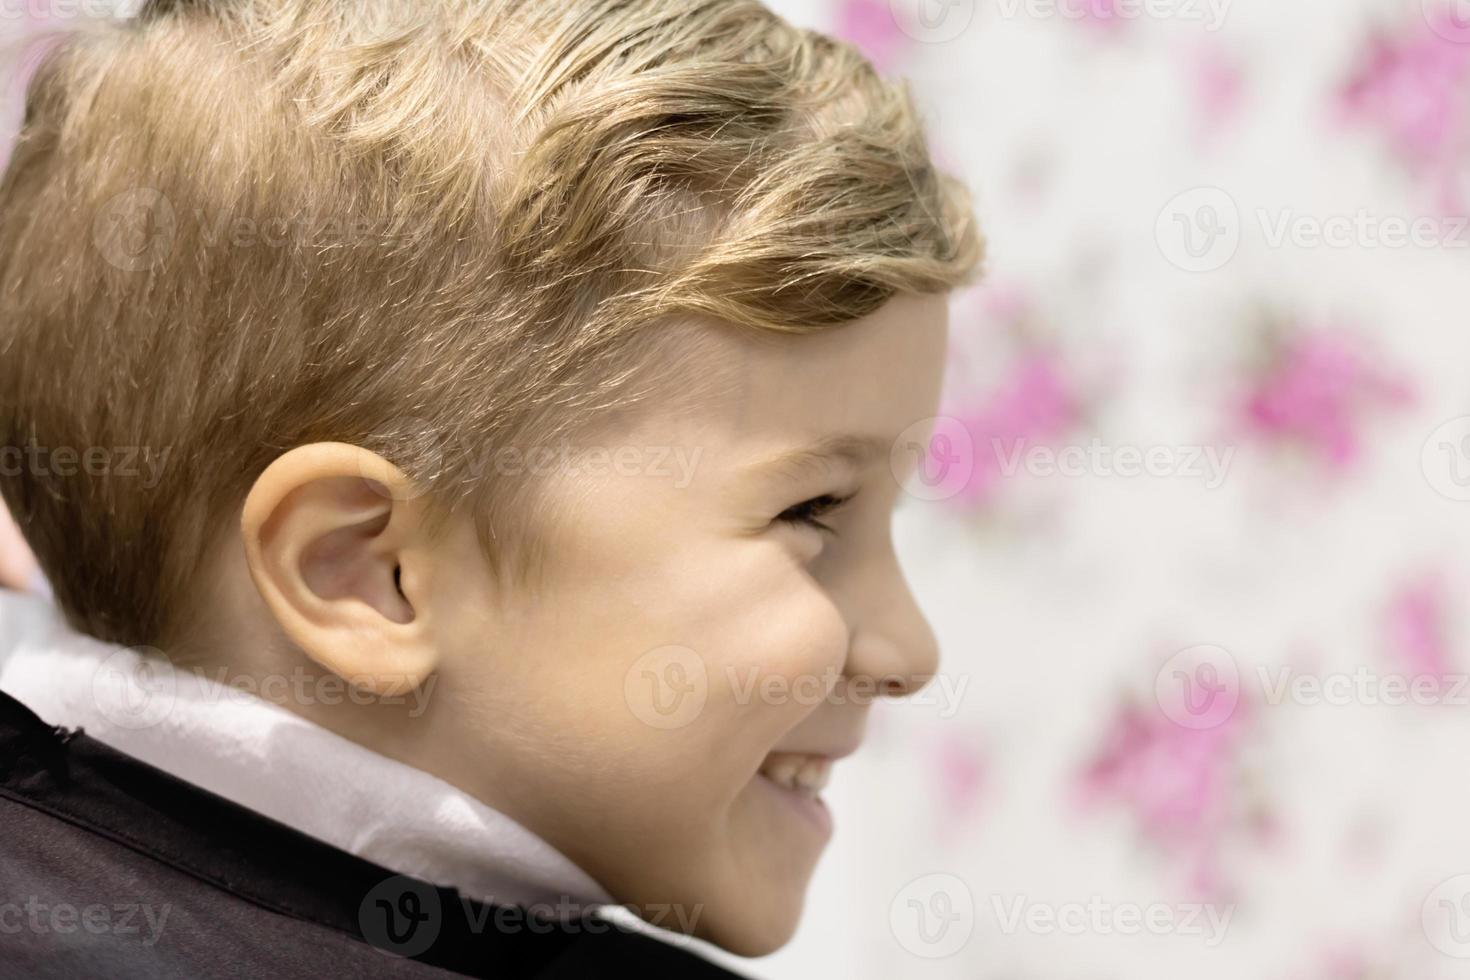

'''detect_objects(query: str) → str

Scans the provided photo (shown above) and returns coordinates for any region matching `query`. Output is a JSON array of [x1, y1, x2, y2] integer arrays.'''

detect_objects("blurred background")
[[6, 1, 1470, 978]]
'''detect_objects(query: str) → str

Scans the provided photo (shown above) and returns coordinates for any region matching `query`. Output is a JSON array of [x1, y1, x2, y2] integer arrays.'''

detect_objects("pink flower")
[[1316, 951, 1373, 980], [948, 351, 1081, 505], [939, 287, 1086, 508], [832, 0, 910, 73], [1383, 570, 1456, 681], [1340, 12, 1470, 213], [933, 732, 987, 838], [1077, 695, 1254, 897], [1236, 326, 1414, 470], [1188, 43, 1245, 142]]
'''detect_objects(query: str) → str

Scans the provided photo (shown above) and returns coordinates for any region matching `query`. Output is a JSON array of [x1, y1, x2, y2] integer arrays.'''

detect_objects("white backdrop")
[[735, 2, 1470, 978]]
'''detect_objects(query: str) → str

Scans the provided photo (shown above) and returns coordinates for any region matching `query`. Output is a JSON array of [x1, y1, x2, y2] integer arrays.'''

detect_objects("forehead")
[[659, 293, 951, 458], [696, 290, 940, 455]]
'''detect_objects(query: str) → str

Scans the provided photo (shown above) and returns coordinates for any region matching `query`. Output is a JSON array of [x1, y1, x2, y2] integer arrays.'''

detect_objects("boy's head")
[[0, 0, 980, 955]]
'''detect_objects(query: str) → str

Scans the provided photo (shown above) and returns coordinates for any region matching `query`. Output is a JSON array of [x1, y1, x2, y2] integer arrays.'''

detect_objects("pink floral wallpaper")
[[753, 2, 1470, 978]]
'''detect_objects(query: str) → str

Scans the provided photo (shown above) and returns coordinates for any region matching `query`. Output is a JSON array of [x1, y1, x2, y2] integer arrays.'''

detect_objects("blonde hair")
[[0, 0, 982, 647]]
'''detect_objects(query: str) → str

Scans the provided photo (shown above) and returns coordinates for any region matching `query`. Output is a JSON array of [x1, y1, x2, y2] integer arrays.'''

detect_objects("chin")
[[689, 882, 809, 958]]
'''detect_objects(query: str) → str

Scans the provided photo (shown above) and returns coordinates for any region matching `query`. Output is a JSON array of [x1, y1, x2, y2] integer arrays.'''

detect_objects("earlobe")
[[241, 443, 438, 698]]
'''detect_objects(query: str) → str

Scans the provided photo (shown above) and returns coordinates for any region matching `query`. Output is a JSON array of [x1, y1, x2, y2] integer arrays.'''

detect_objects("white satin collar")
[[0, 591, 612, 912]]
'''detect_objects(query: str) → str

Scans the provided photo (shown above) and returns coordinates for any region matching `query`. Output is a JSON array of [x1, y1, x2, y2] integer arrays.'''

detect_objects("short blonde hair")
[[0, 0, 982, 647]]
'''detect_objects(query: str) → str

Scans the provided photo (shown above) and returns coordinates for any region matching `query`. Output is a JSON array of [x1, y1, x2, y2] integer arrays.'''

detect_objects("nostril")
[[879, 675, 907, 696]]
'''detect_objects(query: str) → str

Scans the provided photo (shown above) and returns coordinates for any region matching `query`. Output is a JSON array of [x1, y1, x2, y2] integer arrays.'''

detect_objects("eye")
[[776, 492, 855, 535]]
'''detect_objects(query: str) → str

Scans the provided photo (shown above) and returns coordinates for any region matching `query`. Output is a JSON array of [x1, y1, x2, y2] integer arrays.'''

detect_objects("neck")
[[0, 593, 613, 912]]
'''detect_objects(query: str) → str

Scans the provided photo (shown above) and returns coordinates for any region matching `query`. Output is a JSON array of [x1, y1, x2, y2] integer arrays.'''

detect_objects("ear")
[[240, 443, 437, 697]]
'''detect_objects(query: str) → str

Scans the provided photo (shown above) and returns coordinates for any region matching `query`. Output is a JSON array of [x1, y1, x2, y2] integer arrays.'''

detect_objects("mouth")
[[754, 752, 835, 839]]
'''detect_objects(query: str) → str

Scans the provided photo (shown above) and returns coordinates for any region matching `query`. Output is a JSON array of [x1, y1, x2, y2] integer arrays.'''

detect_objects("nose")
[[841, 551, 940, 700]]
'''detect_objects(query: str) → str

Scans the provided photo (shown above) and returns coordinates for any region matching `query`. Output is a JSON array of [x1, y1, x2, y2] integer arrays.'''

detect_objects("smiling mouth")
[[754, 751, 837, 839], [757, 752, 833, 797]]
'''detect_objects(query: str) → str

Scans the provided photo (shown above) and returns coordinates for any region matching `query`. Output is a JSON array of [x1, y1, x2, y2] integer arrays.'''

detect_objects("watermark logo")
[[358, 416, 446, 503], [360, 876, 442, 958], [1258, 665, 1468, 708], [892, 415, 975, 502], [0, 899, 170, 946], [1424, 0, 1470, 44], [890, 0, 976, 44], [89, 655, 440, 728], [1422, 417, 1470, 501], [624, 645, 709, 730], [991, 896, 1233, 945], [1258, 209, 1470, 251], [0, 442, 172, 489], [1160, 192, 1470, 270], [1423, 875, 1470, 958], [1156, 187, 1240, 273], [0, 0, 118, 21], [1155, 644, 1240, 729], [359, 426, 706, 504], [991, 0, 1231, 31], [93, 188, 176, 273], [725, 666, 968, 719], [993, 437, 1234, 488], [890, 873, 975, 958], [91, 648, 177, 731]]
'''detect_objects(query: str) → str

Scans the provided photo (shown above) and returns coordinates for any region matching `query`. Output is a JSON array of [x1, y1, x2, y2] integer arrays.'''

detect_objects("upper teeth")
[[759, 753, 831, 797]]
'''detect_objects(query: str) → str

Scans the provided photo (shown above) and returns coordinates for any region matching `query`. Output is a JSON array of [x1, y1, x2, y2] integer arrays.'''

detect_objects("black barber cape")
[[0, 689, 748, 979]]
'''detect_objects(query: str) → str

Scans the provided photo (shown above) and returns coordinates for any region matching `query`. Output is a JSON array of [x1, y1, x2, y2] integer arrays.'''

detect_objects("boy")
[[0, 0, 981, 976]]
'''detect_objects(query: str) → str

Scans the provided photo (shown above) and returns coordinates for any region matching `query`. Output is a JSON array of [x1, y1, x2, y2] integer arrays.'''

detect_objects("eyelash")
[[777, 493, 855, 535]]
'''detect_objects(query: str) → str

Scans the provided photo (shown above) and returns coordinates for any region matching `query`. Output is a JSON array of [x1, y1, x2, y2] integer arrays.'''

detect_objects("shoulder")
[[0, 689, 751, 979]]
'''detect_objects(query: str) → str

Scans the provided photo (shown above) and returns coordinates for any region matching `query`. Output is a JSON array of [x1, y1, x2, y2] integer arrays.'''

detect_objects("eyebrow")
[[739, 433, 892, 484]]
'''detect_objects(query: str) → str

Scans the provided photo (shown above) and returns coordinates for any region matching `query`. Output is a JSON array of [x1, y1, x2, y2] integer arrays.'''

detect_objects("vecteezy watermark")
[[1154, 644, 1470, 730], [889, 0, 976, 44], [990, 895, 1234, 946], [0, 443, 172, 489], [1422, 417, 1470, 501], [360, 876, 442, 958], [191, 210, 409, 252], [1157, 186, 1470, 272], [623, 644, 710, 731], [1257, 665, 1470, 708], [1423, 0, 1470, 44], [992, 438, 1235, 489], [991, 0, 1231, 30], [358, 876, 703, 958], [1156, 187, 1241, 272], [1256, 209, 1470, 251], [0, 0, 117, 20], [1154, 644, 1241, 730], [91, 189, 418, 271], [890, 873, 976, 959], [362, 418, 706, 504], [0, 899, 171, 947], [93, 188, 177, 273], [890, 415, 975, 502], [91, 648, 439, 731], [724, 665, 969, 719], [1423, 875, 1470, 958], [623, 646, 969, 729]]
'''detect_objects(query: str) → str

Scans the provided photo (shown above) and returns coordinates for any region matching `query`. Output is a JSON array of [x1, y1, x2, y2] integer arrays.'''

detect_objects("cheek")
[[514, 538, 847, 782], [702, 569, 848, 753], [436, 508, 850, 817]]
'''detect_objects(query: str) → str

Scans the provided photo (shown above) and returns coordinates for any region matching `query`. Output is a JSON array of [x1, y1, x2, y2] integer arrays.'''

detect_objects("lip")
[[754, 770, 834, 840], [771, 740, 863, 763]]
